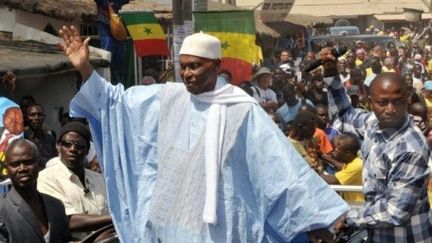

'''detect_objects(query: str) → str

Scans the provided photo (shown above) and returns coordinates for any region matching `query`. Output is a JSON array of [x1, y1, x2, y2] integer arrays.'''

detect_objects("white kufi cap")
[[179, 31, 221, 60]]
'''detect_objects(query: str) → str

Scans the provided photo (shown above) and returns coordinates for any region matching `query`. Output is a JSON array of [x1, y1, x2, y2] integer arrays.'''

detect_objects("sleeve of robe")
[[244, 105, 349, 242], [69, 71, 162, 241]]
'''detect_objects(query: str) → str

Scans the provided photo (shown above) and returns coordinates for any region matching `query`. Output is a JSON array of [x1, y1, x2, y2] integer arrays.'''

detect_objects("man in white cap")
[[58, 25, 348, 242]]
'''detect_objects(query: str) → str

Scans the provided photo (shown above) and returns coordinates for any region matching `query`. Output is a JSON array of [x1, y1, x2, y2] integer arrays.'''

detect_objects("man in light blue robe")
[[59, 26, 348, 242]]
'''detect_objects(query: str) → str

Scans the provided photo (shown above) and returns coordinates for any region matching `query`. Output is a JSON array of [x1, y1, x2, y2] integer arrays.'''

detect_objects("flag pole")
[[172, 0, 193, 82]]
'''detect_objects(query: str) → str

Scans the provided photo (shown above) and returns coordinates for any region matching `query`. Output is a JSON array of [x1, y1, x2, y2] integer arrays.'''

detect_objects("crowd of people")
[[242, 24, 432, 189], [232, 22, 432, 241], [0, 74, 111, 241], [0, 20, 432, 242]]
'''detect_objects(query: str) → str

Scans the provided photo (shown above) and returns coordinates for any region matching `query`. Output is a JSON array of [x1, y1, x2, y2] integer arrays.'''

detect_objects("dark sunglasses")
[[60, 140, 87, 150]]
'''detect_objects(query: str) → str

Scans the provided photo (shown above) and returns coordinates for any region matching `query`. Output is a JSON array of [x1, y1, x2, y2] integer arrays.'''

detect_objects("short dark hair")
[[20, 95, 36, 105], [6, 139, 41, 165], [280, 49, 290, 55], [369, 72, 408, 98], [300, 103, 316, 114], [335, 133, 360, 154], [281, 83, 296, 97], [293, 111, 316, 130], [315, 104, 328, 112], [26, 103, 44, 114]]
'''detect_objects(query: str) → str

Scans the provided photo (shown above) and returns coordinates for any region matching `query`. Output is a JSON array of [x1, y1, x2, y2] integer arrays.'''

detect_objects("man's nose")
[[17, 163, 26, 171], [385, 102, 397, 113], [182, 67, 193, 79]]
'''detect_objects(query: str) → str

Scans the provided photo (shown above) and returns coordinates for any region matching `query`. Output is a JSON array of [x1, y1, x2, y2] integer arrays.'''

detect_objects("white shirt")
[[44, 227, 50, 243], [339, 73, 351, 84], [0, 129, 21, 146], [38, 157, 107, 215], [37, 157, 108, 239], [252, 86, 277, 103]]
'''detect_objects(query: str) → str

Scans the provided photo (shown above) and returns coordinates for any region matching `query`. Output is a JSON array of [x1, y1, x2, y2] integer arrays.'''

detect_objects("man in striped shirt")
[[319, 47, 432, 242]]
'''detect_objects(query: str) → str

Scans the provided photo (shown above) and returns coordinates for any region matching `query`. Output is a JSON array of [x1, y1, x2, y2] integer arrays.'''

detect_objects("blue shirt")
[[276, 98, 314, 130]]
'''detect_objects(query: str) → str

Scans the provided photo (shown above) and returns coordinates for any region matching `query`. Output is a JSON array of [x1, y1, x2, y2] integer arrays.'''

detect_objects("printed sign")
[[261, 0, 295, 23]]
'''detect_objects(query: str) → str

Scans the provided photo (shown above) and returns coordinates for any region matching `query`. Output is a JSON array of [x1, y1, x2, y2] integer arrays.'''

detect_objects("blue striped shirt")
[[325, 75, 432, 242]]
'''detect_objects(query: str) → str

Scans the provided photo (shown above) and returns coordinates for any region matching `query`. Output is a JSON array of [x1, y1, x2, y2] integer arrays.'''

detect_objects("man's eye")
[[375, 100, 388, 106], [394, 99, 406, 105], [189, 63, 200, 69]]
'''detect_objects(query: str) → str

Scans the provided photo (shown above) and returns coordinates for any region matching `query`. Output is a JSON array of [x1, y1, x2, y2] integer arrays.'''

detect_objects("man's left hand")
[[334, 214, 348, 233], [307, 228, 336, 243]]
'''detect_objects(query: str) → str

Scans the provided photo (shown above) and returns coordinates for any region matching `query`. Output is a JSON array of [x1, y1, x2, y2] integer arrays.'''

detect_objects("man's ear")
[[215, 59, 221, 71]]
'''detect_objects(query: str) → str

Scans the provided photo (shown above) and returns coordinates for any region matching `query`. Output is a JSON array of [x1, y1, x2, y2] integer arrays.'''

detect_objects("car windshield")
[[330, 27, 360, 36]]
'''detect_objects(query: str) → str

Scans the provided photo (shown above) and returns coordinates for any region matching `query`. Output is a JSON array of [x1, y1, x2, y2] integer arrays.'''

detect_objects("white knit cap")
[[179, 31, 221, 60]]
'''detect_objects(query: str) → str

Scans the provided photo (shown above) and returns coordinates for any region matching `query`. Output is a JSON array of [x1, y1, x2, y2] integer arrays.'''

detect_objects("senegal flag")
[[120, 12, 169, 57], [194, 11, 262, 85]]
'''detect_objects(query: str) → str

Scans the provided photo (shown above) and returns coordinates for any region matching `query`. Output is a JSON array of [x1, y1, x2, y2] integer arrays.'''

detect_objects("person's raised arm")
[[319, 48, 370, 139], [57, 25, 93, 80], [319, 48, 351, 116]]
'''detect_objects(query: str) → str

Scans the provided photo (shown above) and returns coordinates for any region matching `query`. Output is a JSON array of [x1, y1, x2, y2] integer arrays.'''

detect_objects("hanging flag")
[[194, 11, 262, 85], [120, 12, 169, 57]]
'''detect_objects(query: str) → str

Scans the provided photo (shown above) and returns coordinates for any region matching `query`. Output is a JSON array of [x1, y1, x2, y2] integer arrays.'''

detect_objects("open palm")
[[58, 25, 92, 79]]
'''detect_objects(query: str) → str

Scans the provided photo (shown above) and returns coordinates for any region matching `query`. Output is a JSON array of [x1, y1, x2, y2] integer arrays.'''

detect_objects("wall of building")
[[14, 72, 79, 134], [234, 0, 261, 9], [13, 66, 110, 134], [0, 8, 16, 33], [15, 9, 67, 33], [0, 8, 68, 35], [423, 0, 432, 10]]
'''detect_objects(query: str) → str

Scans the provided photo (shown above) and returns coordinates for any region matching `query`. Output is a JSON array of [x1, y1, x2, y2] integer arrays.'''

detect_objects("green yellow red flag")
[[194, 11, 262, 85], [120, 12, 169, 57]]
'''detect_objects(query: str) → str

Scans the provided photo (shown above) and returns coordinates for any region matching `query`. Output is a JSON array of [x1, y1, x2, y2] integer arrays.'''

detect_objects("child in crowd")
[[321, 134, 365, 203], [288, 111, 323, 174]]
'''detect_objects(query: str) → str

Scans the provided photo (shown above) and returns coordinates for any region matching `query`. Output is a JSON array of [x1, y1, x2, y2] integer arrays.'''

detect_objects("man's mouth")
[[17, 175, 31, 182]]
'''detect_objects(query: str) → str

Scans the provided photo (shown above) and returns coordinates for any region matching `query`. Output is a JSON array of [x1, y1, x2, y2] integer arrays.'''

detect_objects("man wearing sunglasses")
[[37, 121, 112, 240]]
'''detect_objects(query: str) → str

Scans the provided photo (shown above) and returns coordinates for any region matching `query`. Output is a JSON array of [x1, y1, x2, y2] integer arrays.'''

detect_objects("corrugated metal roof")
[[0, 40, 108, 76], [0, 0, 170, 22]]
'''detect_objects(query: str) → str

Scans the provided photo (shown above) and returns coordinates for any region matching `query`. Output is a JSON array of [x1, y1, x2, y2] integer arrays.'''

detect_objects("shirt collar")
[[57, 157, 88, 181], [56, 159, 74, 179]]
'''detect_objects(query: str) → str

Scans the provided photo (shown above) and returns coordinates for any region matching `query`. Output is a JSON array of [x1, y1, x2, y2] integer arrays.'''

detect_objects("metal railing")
[[330, 185, 363, 192]]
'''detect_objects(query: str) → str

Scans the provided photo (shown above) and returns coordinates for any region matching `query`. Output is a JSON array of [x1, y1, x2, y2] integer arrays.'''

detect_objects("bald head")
[[6, 139, 40, 164], [369, 72, 408, 98]]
